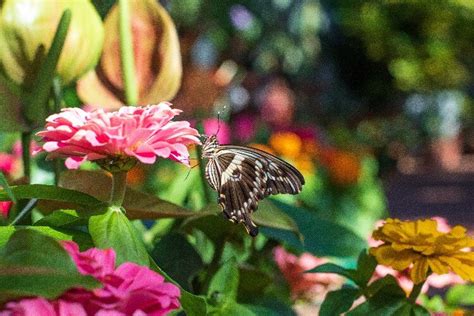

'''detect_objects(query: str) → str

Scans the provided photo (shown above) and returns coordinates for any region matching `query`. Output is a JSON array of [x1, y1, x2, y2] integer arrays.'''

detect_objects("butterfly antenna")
[[216, 111, 221, 136], [184, 162, 199, 181]]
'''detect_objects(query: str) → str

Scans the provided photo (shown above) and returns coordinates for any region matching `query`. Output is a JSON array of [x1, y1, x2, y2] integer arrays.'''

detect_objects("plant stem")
[[109, 171, 128, 206], [21, 132, 31, 180], [52, 77, 63, 185], [195, 144, 211, 205], [10, 198, 37, 226], [408, 280, 425, 303], [119, 0, 138, 105]]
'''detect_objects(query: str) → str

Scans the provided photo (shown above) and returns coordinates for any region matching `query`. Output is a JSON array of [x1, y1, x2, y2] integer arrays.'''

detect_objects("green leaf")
[[0, 229, 100, 303], [252, 200, 301, 238], [149, 259, 208, 316], [260, 199, 366, 258], [33, 209, 83, 227], [208, 258, 239, 302], [88, 206, 149, 266], [446, 284, 474, 306], [217, 301, 256, 316], [0, 226, 93, 250], [348, 275, 413, 316], [354, 250, 377, 286], [237, 266, 273, 302], [24, 10, 71, 124], [320, 287, 360, 316], [151, 233, 203, 290], [348, 299, 429, 316], [0, 184, 103, 207], [306, 263, 357, 282], [0, 172, 16, 203], [366, 275, 406, 298], [58, 170, 196, 218]]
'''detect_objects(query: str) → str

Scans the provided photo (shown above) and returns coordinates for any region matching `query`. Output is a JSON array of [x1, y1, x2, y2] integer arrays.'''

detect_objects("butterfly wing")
[[222, 145, 305, 197], [207, 146, 304, 236]]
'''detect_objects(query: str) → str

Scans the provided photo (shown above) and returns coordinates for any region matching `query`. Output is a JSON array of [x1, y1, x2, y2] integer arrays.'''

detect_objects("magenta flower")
[[1, 242, 181, 316], [62, 241, 181, 315], [36, 103, 201, 169], [0, 298, 87, 316], [0, 201, 12, 218], [203, 118, 231, 144]]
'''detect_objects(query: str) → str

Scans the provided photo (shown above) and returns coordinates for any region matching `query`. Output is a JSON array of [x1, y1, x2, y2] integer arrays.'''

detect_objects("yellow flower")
[[370, 218, 474, 284], [268, 132, 302, 159]]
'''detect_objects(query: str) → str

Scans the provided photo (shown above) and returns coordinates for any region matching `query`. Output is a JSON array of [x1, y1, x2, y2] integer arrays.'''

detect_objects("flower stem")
[[21, 132, 31, 180], [119, 0, 138, 105], [109, 171, 128, 206], [52, 77, 63, 185], [408, 280, 425, 303]]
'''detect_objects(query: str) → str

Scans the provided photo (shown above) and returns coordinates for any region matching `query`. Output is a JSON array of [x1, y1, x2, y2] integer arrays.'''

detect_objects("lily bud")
[[0, 0, 104, 85], [77, 0, 182, 109]]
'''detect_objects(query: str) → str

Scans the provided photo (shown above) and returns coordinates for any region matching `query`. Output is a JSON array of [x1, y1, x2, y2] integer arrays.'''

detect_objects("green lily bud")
[[0, 0, 104, 85]]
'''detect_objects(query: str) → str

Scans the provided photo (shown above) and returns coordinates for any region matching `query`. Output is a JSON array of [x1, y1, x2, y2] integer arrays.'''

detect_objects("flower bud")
[[77, 0, 182, 109], [0, 0, 104, 85]]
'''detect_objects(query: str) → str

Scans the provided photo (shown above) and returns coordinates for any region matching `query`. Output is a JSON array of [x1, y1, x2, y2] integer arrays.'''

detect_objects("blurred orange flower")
[[269, 131, 302, 159], [249, 143, 276, 155], [321, 148, 361, 186]]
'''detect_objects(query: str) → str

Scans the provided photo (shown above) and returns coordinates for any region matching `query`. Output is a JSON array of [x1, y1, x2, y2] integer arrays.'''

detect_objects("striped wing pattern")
[[204, 145, 305, 236]]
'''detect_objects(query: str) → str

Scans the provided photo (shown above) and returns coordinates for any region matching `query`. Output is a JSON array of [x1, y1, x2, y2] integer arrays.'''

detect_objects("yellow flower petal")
[[411, 257, 429, 284], [438, 253, 474, 282], [427, 258, 450, 275], [370, 246, 417, 271]]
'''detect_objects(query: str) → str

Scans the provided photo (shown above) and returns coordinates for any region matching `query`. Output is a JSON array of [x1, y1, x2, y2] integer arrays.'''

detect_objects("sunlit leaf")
[[89, 206, 149, 266]]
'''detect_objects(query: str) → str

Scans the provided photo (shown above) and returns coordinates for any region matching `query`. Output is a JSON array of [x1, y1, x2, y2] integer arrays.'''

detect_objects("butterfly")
[[201, 134, 305, 236]]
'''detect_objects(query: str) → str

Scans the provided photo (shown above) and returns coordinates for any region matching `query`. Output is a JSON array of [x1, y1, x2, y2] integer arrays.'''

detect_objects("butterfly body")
[[202, 135, 305, 236]]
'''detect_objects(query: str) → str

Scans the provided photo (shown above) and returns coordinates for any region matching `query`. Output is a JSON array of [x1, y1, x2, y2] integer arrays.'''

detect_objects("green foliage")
[[151, 233, 204, 290], [0, 184, 104, 208], [0, 171, 16, 203], [262, 199, 367, 258], [0, 229, 100, 303], [335, 0, 474, 92], [89, 206, 149, 266], [320, 287, 360, 316]]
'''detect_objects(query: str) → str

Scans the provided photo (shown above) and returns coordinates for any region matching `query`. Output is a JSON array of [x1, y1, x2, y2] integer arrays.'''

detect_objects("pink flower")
[[62, 242, 181, 315], [0, 298, 87, 316], [62, 241, 116, 279], [0, 201, 12, 218], [203, 118, 230, 144], [1, 242, 181, 316], [0, 153, 16, 175], [273, 246, 343, 302], [36, 103, 201, 169], [232, 113, 256, 143]]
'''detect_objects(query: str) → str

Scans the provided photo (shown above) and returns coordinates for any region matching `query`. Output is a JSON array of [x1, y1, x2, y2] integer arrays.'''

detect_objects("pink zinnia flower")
[[203, 118, 231, 144], [0, 242, 181, 316], [273, 246, 343, 302], [36, 103, 201, 169], [62, 241, 181, 315], [0, 298, 87, 316]]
